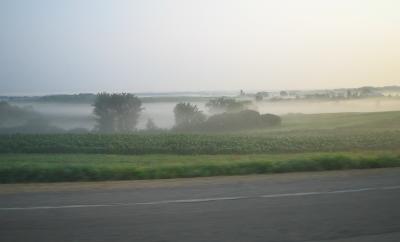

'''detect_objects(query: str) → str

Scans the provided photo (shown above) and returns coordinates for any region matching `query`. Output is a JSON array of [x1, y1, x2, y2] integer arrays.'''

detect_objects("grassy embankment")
[[1, 111, 400, 183], [1, 151, 400, 183]]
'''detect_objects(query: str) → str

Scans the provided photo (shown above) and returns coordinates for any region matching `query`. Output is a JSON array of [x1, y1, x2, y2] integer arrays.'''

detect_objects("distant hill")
[[1, 85, 398, 104], [37, 94, 96, 103]]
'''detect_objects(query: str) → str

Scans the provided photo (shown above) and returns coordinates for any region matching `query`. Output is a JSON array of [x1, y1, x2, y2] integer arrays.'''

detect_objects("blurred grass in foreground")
[[1, 151, 399, 183]]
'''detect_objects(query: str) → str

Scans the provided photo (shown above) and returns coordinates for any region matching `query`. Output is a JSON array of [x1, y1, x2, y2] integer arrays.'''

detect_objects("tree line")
[[0, 93, 281, 134], [93, 93, 281, 133]]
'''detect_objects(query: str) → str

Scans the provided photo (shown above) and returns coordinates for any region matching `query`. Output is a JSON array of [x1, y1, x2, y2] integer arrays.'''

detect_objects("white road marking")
[[0, 185, 399, 211], [135, 196, 247, 205]]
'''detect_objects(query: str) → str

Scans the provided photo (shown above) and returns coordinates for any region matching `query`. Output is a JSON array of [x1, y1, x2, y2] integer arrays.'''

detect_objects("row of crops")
[[0, 131, 399, 155]]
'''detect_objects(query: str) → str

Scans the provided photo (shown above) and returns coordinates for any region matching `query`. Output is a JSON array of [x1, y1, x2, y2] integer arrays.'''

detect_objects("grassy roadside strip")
[[1, 151, 400, 183]]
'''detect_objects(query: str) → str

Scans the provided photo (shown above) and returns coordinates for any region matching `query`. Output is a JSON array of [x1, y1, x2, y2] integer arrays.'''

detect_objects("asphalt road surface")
[[1, 168, 400, 242]]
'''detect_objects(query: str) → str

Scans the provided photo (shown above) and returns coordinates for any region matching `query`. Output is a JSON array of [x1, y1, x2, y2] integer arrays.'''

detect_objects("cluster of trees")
[[173, 101, 281, 132], [93, 94, 281, 133], [303, 88, 383, 100], [205, 97, 251, 113], [0, 101, 64, 134], [1, 93, 281, 134], [0, 101, 36, 127], [254, 87, 386, 102]]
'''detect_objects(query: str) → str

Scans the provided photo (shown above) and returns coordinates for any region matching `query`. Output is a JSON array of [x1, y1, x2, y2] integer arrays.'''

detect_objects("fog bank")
[[5, 98, 400, 131]]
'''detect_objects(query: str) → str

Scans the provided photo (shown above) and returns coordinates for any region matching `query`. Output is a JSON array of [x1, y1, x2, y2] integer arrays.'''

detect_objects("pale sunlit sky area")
[[0, 0, 399, 95]]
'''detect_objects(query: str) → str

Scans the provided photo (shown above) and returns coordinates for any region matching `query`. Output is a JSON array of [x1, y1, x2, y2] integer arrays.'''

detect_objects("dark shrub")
[[201, 109, 281, 132], [261, 113, 281, 127]]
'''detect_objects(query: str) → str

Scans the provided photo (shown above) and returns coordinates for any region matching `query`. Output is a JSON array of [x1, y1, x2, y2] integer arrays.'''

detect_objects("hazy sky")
[[0, 0, 399, 94]]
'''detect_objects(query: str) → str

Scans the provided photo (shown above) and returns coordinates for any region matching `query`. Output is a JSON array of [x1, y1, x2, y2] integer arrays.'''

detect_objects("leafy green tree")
[[93, 93, 143, 133], [173, 102, 206, 130]]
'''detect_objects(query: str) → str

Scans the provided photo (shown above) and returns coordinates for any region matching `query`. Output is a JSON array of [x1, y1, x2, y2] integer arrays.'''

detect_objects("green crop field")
[[0, 131, 399, 155], [1, 111, 400, 183]]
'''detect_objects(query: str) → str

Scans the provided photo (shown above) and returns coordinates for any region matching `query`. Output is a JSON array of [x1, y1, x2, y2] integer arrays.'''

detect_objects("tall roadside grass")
[[1, 151, 399, 183]]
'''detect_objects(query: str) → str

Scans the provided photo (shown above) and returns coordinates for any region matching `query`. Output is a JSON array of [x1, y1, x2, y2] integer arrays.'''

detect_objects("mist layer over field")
[[8, 98, 400, 131]]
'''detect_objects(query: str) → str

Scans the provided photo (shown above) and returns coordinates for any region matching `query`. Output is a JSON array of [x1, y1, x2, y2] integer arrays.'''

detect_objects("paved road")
[[1, 168, 400, 242]]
